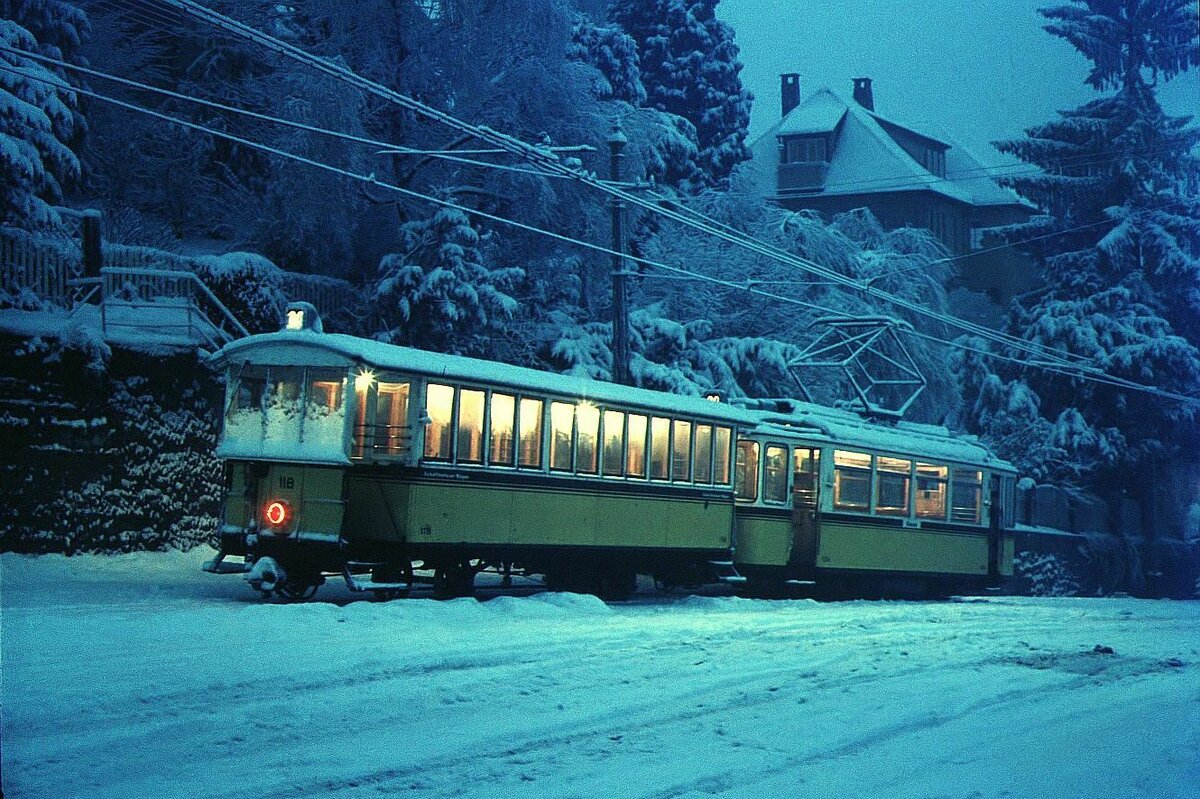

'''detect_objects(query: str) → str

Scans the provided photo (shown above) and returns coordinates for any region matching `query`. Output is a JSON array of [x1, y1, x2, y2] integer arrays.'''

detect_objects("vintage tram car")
[[204, 306, 1016, 599]]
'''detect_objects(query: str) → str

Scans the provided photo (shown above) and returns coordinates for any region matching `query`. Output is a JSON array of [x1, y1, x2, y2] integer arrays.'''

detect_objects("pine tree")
[[0, 19, 82, 230], [610, 0, 752, 189], [374, 208, 523, 356], [962, 0, 1200, 498]]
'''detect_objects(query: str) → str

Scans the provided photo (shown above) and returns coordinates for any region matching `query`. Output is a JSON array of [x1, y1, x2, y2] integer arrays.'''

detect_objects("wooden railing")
[[0, 228, 80, 304]]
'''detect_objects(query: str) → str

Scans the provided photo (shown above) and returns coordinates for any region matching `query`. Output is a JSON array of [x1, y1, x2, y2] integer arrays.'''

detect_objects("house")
[[748, 75, 1039, 318]]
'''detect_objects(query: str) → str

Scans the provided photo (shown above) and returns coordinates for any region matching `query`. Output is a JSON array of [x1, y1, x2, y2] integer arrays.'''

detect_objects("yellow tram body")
[[205, 308, 1017, 599]]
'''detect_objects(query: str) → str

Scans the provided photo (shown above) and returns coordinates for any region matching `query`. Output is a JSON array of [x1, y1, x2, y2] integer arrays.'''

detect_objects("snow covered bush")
[[194, 252, 288, 334], [1014, 551, 1079, 597]]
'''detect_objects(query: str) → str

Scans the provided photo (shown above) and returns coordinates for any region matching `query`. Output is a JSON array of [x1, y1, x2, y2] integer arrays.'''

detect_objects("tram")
[[204, 305, 1016, 599]]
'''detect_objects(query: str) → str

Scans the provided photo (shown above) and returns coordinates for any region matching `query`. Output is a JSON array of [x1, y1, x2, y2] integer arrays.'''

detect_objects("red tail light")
[[261, 500, 293, 534]]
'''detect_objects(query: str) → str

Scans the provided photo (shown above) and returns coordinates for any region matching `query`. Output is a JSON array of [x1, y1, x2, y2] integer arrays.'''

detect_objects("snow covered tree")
[[610, 0, 752, 189], [569, 18, 646, 105], [962, 0, 1200, 500], [374, 208, 522, 356], [0, 19, 82, 230]]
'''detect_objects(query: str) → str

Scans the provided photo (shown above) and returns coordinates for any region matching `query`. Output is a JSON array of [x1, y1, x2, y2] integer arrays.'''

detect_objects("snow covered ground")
[[3, 549, 1198, 799]]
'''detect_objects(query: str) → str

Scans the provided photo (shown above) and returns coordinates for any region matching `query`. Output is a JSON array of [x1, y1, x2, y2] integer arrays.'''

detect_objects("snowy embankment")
[[2, 550, 1198, 799]]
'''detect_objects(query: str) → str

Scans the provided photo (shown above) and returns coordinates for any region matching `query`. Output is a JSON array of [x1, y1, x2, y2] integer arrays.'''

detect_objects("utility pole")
[[608, 122, 631, 386]]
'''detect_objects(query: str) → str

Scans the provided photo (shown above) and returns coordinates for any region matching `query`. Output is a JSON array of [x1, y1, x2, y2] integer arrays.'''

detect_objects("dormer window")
[[782, 135, 828, 164]]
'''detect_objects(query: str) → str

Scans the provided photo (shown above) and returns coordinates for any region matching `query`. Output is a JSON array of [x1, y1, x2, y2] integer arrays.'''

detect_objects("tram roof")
[[213, 331, 758, 424], [745, 404, 1015, 472]]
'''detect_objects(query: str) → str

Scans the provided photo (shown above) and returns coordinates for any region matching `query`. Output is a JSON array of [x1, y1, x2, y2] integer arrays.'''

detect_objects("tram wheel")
[[275, 579, 320, 601], [432, 562, 476, 600]]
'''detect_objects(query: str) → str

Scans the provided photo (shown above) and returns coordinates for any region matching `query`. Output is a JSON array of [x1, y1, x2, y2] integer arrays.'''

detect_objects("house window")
[[970, 227, 987, 251], [783, 136, 827, 163]]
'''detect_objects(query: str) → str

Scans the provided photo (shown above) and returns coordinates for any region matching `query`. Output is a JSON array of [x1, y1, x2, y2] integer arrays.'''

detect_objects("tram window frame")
[[226, 364, 268, 444], [713, 426, 733, 485], [735, 439, 760, 502], [423, 383, 456, 461], [575, 401, 600, 475], [694, 424, 714, 484], [602, 409, 626, 477], [833, 450, 872, 511], [875, 456, 912, 516], [626, 413, 648, 479], [762, 443, 790, 504], [517, 397, 544, 469], [950, 468, 983, 524], [672, 419, 693, 482], [649, 416, 671, 480], [455, 388, 486, 464], [374, 379, 411, 457], [549, 401, 575, 472], [488, 391, 516, 467], [915, 462, 949, 519], [263, 366, 304, 446]]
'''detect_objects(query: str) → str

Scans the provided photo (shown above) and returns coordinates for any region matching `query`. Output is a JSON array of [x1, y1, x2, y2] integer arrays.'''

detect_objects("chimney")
[[781, 73, 801, 117], [852, 77, 874, 111]]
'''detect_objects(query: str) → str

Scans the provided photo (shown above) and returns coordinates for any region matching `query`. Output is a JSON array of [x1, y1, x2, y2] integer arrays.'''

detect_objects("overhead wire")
[[6, 58, 1195, 407]]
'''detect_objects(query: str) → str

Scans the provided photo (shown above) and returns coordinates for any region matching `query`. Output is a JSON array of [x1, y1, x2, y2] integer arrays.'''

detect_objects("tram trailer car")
[[205, 306, 1017, 600]]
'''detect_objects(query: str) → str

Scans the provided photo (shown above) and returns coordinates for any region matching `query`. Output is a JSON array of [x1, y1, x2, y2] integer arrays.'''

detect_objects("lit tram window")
[[833, 450, 872, 510], [735, 440, 760, 501], [763, 444, 789, 503], [375, 381, 410, 455], [875, 456, 912, 516], [951, 469, 983, 523], [649, 416, 670, 480], [456, 389, 485, 463], [303, 368, 346, 452], [915, 463, 949, 519], [713, 426, 732, 485], [489, 393, 516, 466], [602, 410, 625, 476], [626, 414, 648, 478], [518, 397, 544, 468], [576, 402, 600, 474], [549, 401, 575, 472], [672, 420, 692, 481], [694, 424, 714, 484], [424, 383, 455, 460]]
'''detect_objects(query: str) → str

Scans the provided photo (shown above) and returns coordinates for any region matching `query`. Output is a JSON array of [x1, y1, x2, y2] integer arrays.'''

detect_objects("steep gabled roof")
[[749, 87, 1030, 210]]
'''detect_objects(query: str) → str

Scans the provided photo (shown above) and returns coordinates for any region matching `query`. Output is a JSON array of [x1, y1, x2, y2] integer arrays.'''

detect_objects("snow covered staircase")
[[72, 267, 250, 352]]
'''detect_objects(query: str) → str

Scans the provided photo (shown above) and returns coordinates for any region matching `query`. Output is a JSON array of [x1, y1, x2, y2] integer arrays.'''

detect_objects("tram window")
[[735, 440, 760, 501], [602, 410, 625, 476], [226, 365, 266, 442], [875, 456, 912, 516], [424, 383, 455, 460], [518, 397, 544, 468], [303, 368, 346, 449], [694, 424, 714, 484], [649, 416, 670, 480], [672, 420, 692, 481], [793, 447, 821, 507], [456, 389, 485, 463], [264, 366, 303, 445], [627, 414, 648, 478], [713, 426, 732, 485], [489, 393, 516, 466], [951, 469, 983, 523], [576, 402, 600, 474], [833, 450, 872, 510], [376, 381, 410, 456], [763, 445, 789, 503], [549, 401, 574, 472], [915, 463, 949, 519]]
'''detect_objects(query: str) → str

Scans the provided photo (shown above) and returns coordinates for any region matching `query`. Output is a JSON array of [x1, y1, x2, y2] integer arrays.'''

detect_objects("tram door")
[[789, 448, 821, 572]]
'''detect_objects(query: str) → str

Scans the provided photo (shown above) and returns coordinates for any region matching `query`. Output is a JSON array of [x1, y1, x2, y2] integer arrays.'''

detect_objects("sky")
[[718, 0, 1199, 166]]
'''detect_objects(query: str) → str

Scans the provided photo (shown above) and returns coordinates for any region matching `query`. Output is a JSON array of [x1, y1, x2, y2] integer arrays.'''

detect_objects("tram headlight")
[[261, 499, 294, 535]]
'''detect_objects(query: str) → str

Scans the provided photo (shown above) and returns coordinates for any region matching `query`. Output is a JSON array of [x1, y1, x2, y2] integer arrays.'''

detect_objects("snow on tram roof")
[[213, 330, 757, 423], [745, 401, 1014, 471]]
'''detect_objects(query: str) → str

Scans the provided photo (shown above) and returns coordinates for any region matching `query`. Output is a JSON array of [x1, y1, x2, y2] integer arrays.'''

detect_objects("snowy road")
[[3, 550, 1198, 799]]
